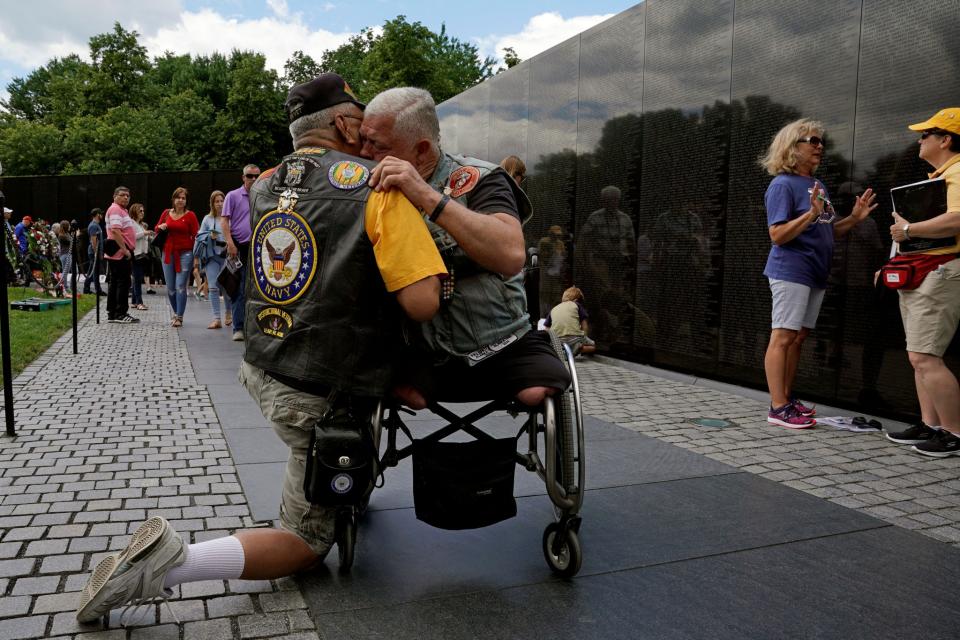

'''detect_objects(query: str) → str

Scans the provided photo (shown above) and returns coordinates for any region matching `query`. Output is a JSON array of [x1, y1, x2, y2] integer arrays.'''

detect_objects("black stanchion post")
[[0, 187, 15, 437], [71, 226, 79, 354]]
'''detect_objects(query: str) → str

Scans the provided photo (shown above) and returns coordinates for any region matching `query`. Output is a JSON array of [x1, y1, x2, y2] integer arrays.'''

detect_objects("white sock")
[[163, 535, 245, 589], [929, 425, 943, 431]]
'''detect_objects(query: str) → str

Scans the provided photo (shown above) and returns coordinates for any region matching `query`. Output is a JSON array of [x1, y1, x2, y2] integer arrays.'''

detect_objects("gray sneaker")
[[76, 517, 186, 623], [231, 331, 244, 342]]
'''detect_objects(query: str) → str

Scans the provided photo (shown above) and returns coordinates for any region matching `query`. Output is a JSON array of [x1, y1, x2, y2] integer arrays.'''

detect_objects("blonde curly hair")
[[759, 118, 824, 176]]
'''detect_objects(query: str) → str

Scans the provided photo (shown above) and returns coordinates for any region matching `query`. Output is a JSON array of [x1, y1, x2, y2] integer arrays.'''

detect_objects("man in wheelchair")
[[360, 87, 572, 407], [75, 74, 447, 625]]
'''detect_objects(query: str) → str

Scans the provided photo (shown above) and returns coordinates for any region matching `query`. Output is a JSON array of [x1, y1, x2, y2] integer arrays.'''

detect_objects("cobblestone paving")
[[0, 302, 316, 640], [576, 359, 960, 550]]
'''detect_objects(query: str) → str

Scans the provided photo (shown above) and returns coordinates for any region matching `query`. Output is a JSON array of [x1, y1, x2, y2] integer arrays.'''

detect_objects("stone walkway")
[[577, 358, 960, 549], [0, 300, 958, 639], [0, 301, 316, 639]]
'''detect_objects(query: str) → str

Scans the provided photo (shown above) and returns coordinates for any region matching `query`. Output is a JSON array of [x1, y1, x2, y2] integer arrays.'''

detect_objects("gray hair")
[[242, 163, 260, 174], [288, 103, 355, 148], [366, 87, 440, 153]]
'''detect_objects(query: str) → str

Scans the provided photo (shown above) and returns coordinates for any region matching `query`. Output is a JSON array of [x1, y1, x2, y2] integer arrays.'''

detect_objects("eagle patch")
[[252, 209, 317, 306]]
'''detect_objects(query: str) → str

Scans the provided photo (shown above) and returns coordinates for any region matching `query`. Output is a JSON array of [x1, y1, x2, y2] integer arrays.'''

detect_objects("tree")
[[61, 106, 178, 174], [86, 23, 151, 114], [0, 121, 65, 175], [502, 47, 521, 69], [320, 16, 495, 103], [283, 51, 322, 88], [211, 51, 288, 169]]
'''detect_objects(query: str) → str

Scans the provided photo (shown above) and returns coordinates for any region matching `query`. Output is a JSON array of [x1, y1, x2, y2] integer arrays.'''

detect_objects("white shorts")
[[769, 279, 825, 331]]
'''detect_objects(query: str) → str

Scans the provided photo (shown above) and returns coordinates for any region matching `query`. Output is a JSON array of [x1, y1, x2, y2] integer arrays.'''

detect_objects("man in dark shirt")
[[83, 209, 104, 294]]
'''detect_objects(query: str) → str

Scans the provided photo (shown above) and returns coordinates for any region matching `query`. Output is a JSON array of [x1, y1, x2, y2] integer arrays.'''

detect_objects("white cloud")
[[142, 9, 354, 74], [266, 0, 290, 18], [477, 11, 615, 64], [0, 0, 184, 69]]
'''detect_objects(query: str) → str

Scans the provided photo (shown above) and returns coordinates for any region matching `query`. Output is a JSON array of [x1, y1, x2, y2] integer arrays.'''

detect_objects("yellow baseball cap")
[[908, 107, 960, 135]]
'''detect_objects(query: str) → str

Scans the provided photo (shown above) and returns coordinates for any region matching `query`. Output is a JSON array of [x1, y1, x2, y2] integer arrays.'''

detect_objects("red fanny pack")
[[880, 253, 957, 290]]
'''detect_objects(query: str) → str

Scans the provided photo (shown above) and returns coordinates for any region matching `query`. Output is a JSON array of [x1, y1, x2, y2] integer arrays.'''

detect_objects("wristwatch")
[[902, 223, 911, 240]]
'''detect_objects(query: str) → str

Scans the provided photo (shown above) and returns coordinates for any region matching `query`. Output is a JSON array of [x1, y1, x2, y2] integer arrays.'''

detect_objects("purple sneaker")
[[791, 398, 816, 417], [768, 403, 816, 429]]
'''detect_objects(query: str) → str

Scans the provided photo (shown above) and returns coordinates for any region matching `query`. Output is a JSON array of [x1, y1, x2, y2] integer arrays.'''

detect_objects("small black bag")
[[412, 437, 517, 530], [151, 227, 168, 253], [303, 397, 378, 506]]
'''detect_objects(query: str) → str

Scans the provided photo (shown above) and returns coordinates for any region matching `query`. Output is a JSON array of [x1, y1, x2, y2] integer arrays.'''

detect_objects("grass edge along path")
[[1, 287, 97, 385]]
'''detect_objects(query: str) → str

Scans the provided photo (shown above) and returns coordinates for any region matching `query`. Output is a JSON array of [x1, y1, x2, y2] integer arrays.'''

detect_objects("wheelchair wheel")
[[545, 330, 584, 518], [542, 522, 582, 578], [336, 509, 357, 573]]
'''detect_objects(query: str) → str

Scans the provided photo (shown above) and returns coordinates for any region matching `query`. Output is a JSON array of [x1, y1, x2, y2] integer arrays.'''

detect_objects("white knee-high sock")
[[163, 536, 245, 589]]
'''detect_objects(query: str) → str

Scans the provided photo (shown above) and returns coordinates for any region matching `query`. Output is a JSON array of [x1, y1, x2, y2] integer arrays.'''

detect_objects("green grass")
[[1, 287, 97, 384]]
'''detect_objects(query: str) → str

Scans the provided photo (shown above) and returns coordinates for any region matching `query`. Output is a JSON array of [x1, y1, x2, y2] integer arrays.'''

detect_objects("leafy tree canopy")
[[0, 16, 493, 175]]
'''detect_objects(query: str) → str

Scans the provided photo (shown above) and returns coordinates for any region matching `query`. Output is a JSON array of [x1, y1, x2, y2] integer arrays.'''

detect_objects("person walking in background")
[[83, 209, 104, 295], [545, 286, 597, 356], [759, 119, 877, 429], [56, 220, 72, 288], [156, 187, 199, 328], [884, 108, 960, 457], [129, 203, 152, 311], [13, 215, 32, 255], [222, 164, 260, 341], [196, 190, 232, 329], [104, 187, 139, 324]]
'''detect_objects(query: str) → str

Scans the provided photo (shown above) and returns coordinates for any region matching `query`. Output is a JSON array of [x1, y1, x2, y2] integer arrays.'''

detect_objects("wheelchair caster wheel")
[[336, 510, 357, 573], [542, 522, 582, 578]]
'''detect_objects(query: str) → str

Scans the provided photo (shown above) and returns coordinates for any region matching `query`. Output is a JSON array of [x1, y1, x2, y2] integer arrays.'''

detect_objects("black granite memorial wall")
[[437, 0, 960, 418]]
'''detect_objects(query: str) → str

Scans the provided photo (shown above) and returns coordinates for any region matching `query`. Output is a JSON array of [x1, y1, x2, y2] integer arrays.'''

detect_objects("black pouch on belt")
[[303, 392, 378, 506]]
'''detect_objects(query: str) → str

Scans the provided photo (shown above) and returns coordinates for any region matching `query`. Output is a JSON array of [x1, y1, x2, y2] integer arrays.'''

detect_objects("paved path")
[[581, 358, 960, 549], [0, 295, 957, 639], [0, 299, 316, 639]]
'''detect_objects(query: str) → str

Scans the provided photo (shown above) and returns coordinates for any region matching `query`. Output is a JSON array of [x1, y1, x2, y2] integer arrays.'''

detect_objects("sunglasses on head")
[[798, 136, 825, 147]]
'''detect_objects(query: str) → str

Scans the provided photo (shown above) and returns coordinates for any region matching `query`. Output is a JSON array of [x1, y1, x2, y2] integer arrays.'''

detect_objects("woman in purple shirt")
[[759, 119, 877, 429]]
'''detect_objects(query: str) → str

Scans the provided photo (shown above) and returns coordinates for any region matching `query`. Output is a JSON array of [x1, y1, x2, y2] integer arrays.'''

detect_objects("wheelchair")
[[333, 331, 586, 577]]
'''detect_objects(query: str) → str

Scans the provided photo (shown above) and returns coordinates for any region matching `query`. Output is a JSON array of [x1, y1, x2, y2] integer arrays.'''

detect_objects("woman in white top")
[[129, 203, 153, 311], [195, 190, 232, 329]]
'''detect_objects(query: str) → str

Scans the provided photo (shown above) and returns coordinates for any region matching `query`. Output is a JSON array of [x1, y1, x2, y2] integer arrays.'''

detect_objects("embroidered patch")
[[256, 307, 293, 339], [328, 160, 369, 190], [252, 207, 317, 306], [283, 159, 306, 187], [448, 166, 480, 198]]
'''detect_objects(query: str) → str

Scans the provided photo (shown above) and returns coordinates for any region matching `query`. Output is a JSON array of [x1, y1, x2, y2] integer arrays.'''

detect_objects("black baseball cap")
[[285, 73, 365, 123]]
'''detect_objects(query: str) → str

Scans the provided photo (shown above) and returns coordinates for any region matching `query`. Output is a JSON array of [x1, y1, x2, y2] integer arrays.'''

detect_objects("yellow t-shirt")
[[364, 189, 446, 291], [923, 153, 960, 255]]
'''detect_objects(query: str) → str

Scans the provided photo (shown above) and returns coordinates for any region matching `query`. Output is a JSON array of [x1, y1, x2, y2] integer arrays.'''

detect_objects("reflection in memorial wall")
[[438, 0, 960, 417]]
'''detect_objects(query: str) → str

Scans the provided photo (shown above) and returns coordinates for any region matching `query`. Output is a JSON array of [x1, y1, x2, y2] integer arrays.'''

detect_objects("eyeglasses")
[[798, 136, 825, 147], [244, 173, 260, 180], [920, 130, 948, 140]]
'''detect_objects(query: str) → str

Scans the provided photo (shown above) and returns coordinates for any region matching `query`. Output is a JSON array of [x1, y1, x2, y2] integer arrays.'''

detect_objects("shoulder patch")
[[328, 160, 369, 190], [448, 166, 480, 198]]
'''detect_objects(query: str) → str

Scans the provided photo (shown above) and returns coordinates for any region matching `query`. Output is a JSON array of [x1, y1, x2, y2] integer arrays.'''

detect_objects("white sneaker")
[[231, 331, 244, 342], [76, 517, 186, 623]]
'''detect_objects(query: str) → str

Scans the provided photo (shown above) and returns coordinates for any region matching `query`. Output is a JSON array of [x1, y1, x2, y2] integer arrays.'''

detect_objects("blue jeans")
[[204, 257, 231, 320], [131, 256, 146, 305], [230, 242, 249, 331], [162, 250, 193, 317]]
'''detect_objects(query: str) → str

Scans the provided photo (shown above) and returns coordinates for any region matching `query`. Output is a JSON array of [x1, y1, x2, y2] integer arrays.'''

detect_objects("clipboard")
[[890, 177, 951, 254]]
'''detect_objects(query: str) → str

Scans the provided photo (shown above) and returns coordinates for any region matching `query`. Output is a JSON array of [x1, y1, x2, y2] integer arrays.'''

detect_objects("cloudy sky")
[[0, 0, 636, 100]]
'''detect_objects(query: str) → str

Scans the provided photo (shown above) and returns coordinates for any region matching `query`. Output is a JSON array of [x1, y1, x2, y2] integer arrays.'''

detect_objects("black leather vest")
[[242, 148, 399, 397]]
